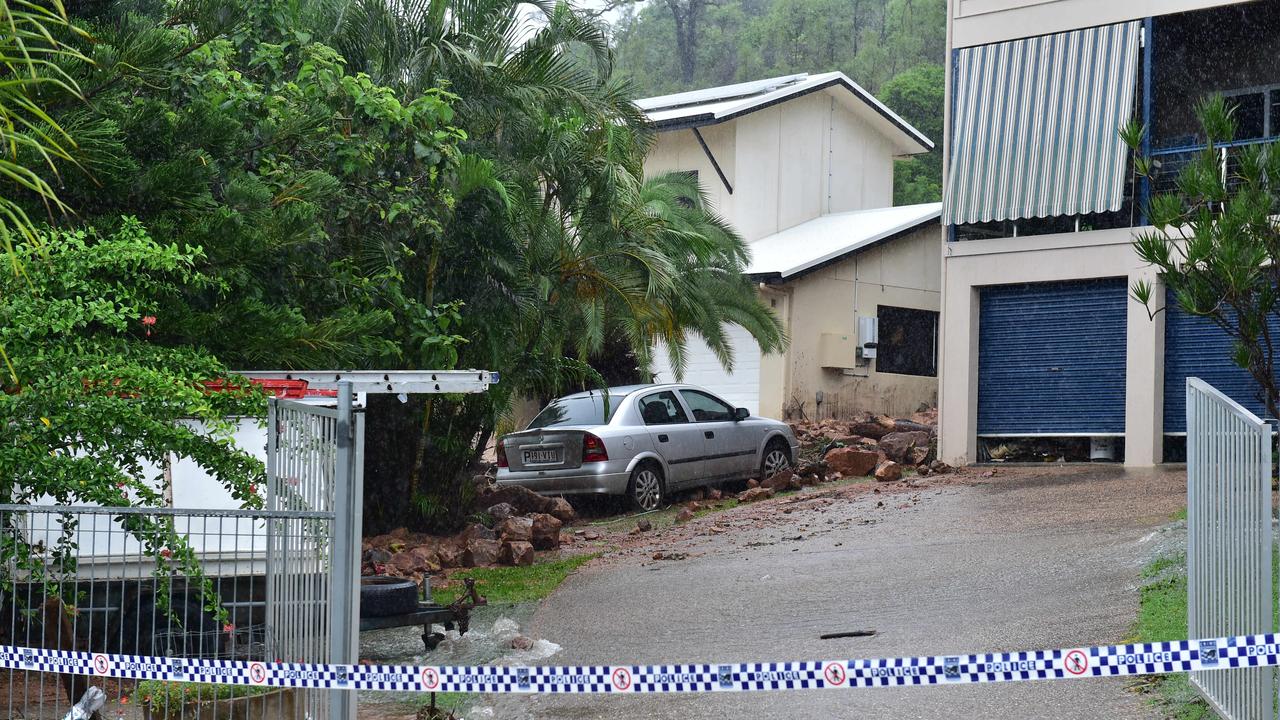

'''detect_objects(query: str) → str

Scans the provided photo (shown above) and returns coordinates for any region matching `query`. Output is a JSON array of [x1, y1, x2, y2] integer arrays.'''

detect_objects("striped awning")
[[943, 22, 1141, 226]]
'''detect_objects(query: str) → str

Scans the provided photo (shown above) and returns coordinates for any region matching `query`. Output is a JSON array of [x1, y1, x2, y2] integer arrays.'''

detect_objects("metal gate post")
[[329, 382, 361, 720]]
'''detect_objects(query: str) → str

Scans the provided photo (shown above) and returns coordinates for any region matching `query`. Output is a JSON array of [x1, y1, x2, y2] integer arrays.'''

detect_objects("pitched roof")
[[637, 72, 933, 155], [746, 202, 942, 280]]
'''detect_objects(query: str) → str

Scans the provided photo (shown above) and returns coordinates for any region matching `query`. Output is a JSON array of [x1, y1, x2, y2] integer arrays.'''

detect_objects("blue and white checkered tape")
[[2, 634, 1278, 694]]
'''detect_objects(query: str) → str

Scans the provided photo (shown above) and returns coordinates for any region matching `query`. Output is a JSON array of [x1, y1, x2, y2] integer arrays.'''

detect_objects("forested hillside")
[[607, 0, 945, 204]]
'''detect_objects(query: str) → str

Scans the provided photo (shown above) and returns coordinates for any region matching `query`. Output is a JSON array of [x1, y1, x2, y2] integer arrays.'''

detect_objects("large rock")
[[875, 461, 903, 483], [892, 420, 935, 435], [878, 431, 932, 463], [847, 416, 895, 440], [486, 502, 517, 521], [547, 497, 577, 523], [436, 543, 464, 568], [495, 516, 534, 543], [388, 545, 439, 575], [737, 487, 776, 503], [907, 446, 931, 466], [461, 523, 496, 541], [463, 538, 502, 567], [824, 447, 879, 476], [529, 513, 563, 550], [761, 469, 797, 492], [675, 507, 695, 523], [500, 541, 535, 566], [481, 484, 557, 516]]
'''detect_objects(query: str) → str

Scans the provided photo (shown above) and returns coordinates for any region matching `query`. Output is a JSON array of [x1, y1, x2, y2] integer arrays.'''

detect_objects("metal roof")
[[745, 202, 942, 280], [638, 72, 933, 155]]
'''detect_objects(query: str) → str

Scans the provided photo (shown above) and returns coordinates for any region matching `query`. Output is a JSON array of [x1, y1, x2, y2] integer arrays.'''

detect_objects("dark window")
[[679, 389, 734, 422], [876, 306, 939, 377], [638, 391, 689, 425], [528, 394, 622, 428], [1225, 90, 1267, 140]]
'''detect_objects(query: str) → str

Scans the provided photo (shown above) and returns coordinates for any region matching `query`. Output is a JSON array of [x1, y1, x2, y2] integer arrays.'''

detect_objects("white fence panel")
[[1186, 377, 1275, 719]]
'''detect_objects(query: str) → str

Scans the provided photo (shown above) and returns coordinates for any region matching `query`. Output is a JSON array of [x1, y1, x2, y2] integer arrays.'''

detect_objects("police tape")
[[1, 634, 1278, 694]]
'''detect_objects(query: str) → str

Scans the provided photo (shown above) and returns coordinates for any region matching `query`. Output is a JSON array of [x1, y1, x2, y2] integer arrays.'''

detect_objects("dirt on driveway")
[[480, 464, 1186, 720]]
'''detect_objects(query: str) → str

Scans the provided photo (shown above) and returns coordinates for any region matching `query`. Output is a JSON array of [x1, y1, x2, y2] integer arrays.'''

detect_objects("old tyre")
[[360, 576, 420, 618], [627, 463, 665, 512], [760, 437, 792, 478]]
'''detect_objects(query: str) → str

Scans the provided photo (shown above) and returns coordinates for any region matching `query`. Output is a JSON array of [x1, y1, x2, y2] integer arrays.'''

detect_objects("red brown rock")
[[675, 507, 695, 523], [436, 543, 464, 568], [495, 516, 534, 542], [463, 538, 502, 567], [874, 461, 903, 483], [824, 447, 879, 476], [529, 513, 563, 550], [761, 469, 796, 492], [547, 497, 577, 523], [706, 488, 723, 501], [878, 431, 932, 463], [737, 487, 776, 503], [481, 484, 557, 516], [500, 541, 535, 566]]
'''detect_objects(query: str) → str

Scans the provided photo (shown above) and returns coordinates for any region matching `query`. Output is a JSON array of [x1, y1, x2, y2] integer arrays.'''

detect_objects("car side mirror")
[[734, 407, 750, 421]]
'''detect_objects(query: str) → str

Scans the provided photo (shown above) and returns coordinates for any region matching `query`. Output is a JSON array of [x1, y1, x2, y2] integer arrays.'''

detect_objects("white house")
[[639, 72, 941, 419]]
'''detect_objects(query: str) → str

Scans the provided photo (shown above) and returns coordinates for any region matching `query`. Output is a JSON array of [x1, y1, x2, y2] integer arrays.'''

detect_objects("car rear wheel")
[[627, 463, 665, 512], [761, 438, 791, 478]]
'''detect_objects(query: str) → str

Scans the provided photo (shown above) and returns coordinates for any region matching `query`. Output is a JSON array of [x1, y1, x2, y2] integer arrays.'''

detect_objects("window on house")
[[876, 306, 939, 377]]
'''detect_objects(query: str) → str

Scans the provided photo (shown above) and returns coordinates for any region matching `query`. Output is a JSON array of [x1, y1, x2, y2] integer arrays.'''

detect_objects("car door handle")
[[704, 431, 715, 439], [658, 434, 669, 443]]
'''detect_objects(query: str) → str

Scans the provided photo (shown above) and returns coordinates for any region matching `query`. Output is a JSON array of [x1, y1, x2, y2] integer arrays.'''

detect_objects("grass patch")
[[1132, 552, 1209, 720], [694, 498, 738, 518], [431, 553, 596, 605], [1172, 507, 1187, 522], [412, 691, 476, 719]]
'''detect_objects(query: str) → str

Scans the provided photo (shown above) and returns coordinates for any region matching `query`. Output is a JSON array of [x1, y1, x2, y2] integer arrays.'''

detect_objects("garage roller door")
[[650, 324, 761, 415], [978, 278, 1128, 435], [1163, 293, 1280, 433]]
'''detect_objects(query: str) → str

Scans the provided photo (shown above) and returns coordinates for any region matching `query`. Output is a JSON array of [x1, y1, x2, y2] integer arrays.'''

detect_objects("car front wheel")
[[627, 463, 665, 512], [761, 438, 791, 478]]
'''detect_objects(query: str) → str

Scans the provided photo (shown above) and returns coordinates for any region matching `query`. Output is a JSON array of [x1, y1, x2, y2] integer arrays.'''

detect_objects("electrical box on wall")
[[818, 333, 856, 369], [858, 316, 879, 359]]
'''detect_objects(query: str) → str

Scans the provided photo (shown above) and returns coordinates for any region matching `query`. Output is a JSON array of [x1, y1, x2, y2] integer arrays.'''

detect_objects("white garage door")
[[651, 324, 761, 415]]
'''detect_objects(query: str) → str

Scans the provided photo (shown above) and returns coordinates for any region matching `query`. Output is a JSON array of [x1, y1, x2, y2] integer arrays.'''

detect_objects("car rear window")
[[527, 395, 622, 428]]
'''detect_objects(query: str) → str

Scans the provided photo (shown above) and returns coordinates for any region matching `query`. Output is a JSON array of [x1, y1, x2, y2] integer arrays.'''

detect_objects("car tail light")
[[582, 433, 609, 463], [496, 440, 508, 468]]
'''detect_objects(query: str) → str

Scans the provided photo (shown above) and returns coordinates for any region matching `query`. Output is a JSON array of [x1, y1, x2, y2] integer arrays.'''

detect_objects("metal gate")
[[1186, 376, 1275, 719], [266, 382, 363, 720]]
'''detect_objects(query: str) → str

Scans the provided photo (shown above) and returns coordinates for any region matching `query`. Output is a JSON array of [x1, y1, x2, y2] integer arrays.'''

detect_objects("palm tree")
[[307, 0, 786, 529], [0, 0, 88, 262]]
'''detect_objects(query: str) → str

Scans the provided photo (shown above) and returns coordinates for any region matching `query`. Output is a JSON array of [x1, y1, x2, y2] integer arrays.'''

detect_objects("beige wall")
[[950, 0, 1253, 48], [764, 225, 941, 420], [937, 228, 1166, 468], [644, 91, 898, 242]]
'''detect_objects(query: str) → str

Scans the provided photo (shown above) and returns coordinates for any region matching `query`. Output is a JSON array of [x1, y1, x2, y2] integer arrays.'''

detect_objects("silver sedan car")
[[496, 384, 799, 511]]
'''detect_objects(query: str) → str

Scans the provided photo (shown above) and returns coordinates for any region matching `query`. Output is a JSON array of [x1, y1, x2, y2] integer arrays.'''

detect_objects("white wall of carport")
[[937, 227, 1166, 467]]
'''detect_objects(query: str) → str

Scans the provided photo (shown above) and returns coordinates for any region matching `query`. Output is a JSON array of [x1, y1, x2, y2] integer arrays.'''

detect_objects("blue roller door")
[[1163, 294, 1280, 433], [978, 279, 1128, 435]]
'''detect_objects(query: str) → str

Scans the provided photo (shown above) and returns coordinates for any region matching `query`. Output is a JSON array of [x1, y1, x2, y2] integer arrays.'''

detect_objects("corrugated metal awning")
[[943, 22, 1142, 226]]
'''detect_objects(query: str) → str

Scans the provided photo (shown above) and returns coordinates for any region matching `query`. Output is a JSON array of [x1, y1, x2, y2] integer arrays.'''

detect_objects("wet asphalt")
[[486, 465, 1187, 719]]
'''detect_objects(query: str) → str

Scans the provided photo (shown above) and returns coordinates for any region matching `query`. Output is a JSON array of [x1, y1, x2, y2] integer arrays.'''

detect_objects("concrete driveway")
[[483, 465, 1186, 719]]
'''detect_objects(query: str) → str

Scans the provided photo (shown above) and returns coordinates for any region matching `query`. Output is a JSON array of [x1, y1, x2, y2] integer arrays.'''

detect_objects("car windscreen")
[[527, 394, 622, 428]]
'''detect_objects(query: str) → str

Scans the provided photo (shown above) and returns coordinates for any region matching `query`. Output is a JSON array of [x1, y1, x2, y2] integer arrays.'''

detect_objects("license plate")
[[522, 448, 562, 464]]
